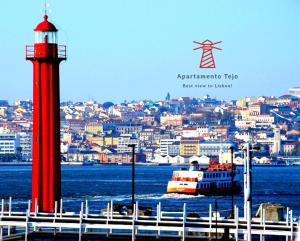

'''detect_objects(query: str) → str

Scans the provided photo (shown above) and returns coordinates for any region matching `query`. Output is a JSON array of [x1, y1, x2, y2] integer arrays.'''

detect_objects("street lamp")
[[241, 143, 260, 241], [128, 144, 136, 209], [229, 145, 235, 219]]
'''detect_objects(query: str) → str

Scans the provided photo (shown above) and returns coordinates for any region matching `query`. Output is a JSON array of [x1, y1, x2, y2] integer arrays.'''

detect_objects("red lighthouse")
[[26, 15, 66, 213]]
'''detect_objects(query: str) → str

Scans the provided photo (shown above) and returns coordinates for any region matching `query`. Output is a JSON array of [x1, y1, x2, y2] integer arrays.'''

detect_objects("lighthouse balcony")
[[26, 45, 67, 60]]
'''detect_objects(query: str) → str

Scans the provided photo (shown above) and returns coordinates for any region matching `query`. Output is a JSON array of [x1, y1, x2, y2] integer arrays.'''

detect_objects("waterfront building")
[[180, 138, 201, 157], [160, 139, 180, 156], [0, 133, 20, 155], [117, 134, 139, 153], [19, 132, 32, 161], [199, 141, 233, 157]]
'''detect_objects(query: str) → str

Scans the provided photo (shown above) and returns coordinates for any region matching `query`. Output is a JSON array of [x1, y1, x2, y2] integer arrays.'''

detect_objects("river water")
[[0, 165, 299, 217]]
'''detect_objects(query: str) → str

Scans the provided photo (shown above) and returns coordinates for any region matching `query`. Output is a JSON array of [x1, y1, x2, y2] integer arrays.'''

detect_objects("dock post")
[[182, 203, 186, 241], [209, 203, 212, 240]]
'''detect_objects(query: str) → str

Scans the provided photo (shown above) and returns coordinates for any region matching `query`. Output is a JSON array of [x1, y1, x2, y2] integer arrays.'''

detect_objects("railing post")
[[0, 222, 2, 241], [235, 206, 239, 241], [0, 199, 3, 241], [54, 201, 58, 235], [85, 200, 88, 233], [85, 200, 88, 218], [182, 203, 186, 241], [132, 204, 136, 241], [260, 208, 265, 241], [34, 198, 37, 216], [1, 199, 4, 216], [60, 198, 63, 217], [156, 202, 161, 237], [34, 202, 38, 232], [25, 208, 29, 241], [106, 202, 111, 236], [110, 200, 113, 219], [8, 197, 12, 216], [290, 210, 293, 241], [209, 203, 212, 240], [286, 207, 289, 241], [7, 197, 12, 236], [27, 200, 31, 216], [79, 205, 83, 241], [135, 201, 139, 221], [59, 198, 63, 232]]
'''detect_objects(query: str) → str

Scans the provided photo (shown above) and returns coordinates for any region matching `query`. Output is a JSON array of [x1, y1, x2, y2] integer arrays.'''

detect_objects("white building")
[[160, 139, 180, 156], [272, 128, 281, 155], [117, 134, 139, 153], [19, 132, 32, 160], [199, 141, 233, 156], [0, 133, 20, 155]]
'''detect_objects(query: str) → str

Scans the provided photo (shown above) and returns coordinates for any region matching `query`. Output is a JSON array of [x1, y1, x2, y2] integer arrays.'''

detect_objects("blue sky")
[[0, 0, 299, 103]]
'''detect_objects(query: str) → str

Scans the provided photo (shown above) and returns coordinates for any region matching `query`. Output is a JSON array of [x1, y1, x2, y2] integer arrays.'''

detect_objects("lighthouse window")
[[35, 31, 57, 44]]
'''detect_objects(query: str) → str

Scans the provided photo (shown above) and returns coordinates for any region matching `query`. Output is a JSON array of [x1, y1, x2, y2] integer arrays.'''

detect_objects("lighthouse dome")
[[34, 15, 57, 32]]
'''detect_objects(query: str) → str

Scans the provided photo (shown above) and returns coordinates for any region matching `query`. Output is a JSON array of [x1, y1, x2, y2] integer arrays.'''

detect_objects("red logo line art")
[[193, 39, 222, 68]]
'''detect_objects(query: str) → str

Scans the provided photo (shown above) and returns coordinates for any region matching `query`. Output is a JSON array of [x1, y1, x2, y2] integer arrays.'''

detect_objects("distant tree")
[[102, 102, 114, 109]]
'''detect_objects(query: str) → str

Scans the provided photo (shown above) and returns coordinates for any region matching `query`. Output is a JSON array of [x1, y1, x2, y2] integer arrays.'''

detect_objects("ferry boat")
[[167, 161, 242, 195]]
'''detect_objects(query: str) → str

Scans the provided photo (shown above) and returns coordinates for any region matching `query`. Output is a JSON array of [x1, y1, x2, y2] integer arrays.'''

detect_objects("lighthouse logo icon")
[[193, 40, 222, 68]]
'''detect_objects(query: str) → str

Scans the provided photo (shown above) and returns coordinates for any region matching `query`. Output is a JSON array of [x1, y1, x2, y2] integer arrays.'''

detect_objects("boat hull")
[[167, 182, 242, 196]]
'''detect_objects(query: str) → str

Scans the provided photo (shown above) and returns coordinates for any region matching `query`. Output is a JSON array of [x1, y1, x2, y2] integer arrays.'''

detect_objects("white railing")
[[0, 197, 298, 241]]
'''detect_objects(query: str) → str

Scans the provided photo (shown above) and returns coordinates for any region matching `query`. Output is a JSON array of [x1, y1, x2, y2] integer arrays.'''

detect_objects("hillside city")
[[0, 87, 300, 165]]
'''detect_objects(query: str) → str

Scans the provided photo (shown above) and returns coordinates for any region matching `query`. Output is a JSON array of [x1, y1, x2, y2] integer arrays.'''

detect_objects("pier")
[[0, 198, 298, 241]]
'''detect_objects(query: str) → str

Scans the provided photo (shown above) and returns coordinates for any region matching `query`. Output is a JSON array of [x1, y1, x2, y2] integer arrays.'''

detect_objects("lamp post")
[[229, 146, 235, 218], [128, 144, 136, 209], [241, 143, 260, 241]]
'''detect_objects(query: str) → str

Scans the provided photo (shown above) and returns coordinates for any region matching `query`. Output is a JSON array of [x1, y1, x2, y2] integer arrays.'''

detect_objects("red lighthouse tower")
[[26, 15, 66, 212]]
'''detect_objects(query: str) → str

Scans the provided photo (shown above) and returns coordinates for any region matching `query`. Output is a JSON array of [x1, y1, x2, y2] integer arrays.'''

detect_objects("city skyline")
[[0, 0, 300, 102]]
